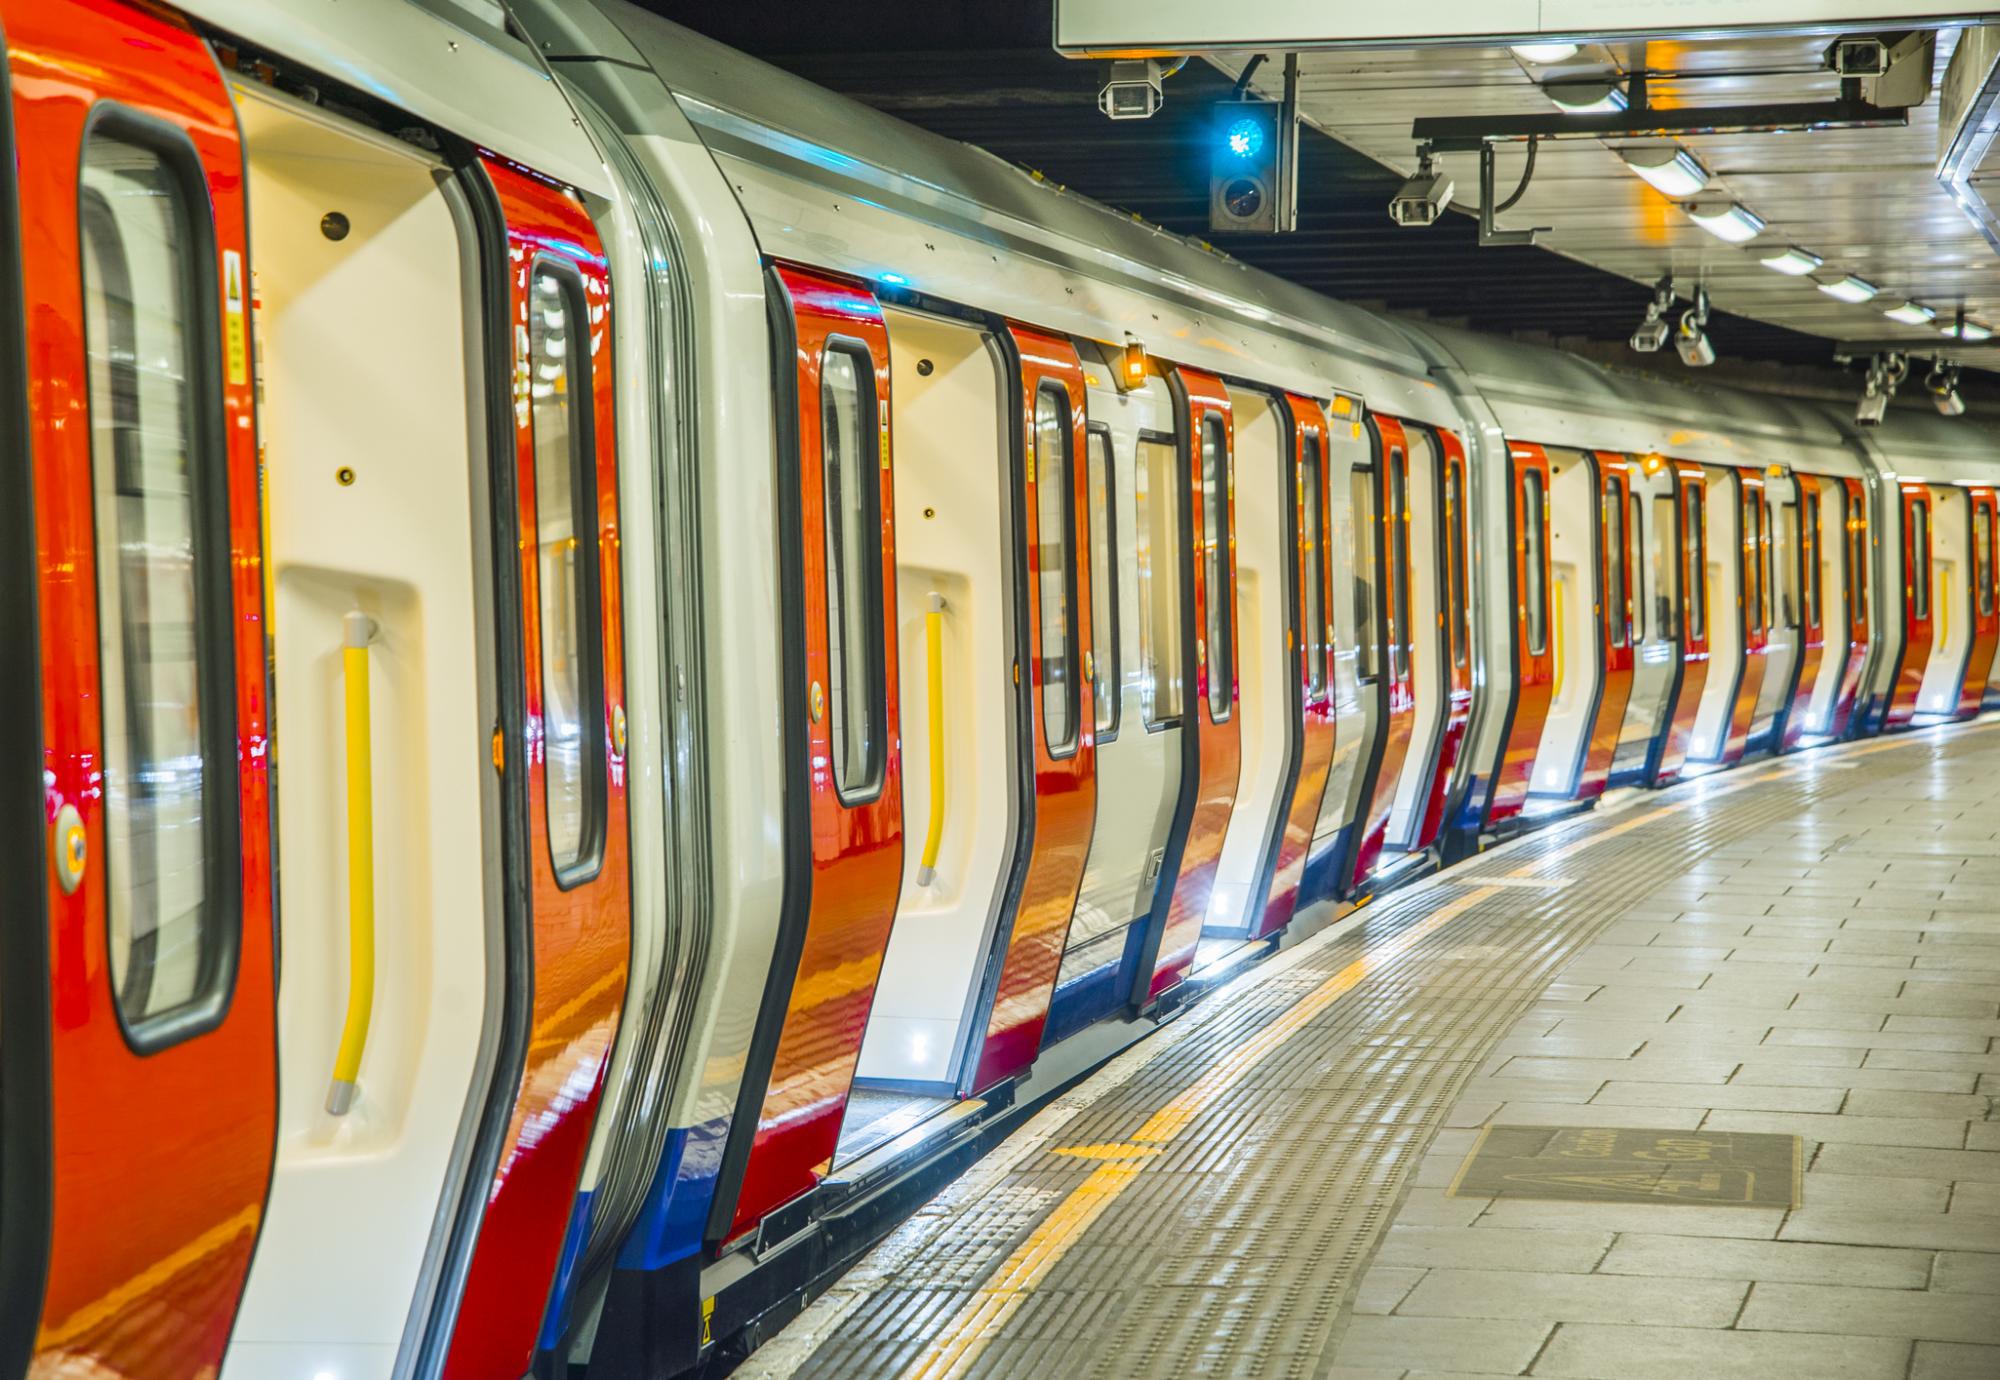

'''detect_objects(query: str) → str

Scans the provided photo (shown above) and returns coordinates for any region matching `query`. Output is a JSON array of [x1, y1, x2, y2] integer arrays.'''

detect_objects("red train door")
[[1655, 463, 1710, 784], [1578, 454, 1635, 798], [1348, 414, 1416, 886], [1142, 366, 1239, 1000], [972, 324, 1097, 1090], [1782, 474, 1828, 750], [1718, 467, 1767, 764], [438, 156, 633, 1378], [1413, 427, 1473, 848], [1828, 476, 1871, 736], [0, 4, 277, 1374], [1884, 482, 1935, 729], [715, 266, 902, 1242], [1958, 487, 1997, 718], [1253, 394, 1336, 938], [1486, 442, 1555, 823]]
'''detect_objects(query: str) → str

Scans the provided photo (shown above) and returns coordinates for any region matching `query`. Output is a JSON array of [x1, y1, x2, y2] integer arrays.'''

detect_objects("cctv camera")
[[1631, 316, 1670, 352], [1856, 385, 1889, 426], [1825, 36, 1889, 76], [1390, 161, 1454, 227], [1099, 59, 1166, 120], [1674, 311, 1715, 367]]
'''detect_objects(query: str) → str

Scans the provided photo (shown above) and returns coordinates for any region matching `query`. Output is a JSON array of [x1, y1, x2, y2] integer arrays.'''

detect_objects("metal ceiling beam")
[[1413, 95, 1907, 151]]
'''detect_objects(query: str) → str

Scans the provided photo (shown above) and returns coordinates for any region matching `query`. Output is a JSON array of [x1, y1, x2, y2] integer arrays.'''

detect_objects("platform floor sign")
[[1446, 1125, 1802, 1209]]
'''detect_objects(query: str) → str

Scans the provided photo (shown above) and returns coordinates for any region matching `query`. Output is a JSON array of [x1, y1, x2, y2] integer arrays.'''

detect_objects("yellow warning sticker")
[[223, 249, 248, 386]]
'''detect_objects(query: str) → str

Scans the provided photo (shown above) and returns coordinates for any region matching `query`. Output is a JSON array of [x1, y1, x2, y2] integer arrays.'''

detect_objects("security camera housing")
[[1390, 168, 1455, 227], [1630, 317, 1670, 353], [1099, 59, 1166, 120]]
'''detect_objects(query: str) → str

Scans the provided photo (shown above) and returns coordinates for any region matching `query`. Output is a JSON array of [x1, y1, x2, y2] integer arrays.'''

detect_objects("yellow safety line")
[[899, 883, 1500, 1380]]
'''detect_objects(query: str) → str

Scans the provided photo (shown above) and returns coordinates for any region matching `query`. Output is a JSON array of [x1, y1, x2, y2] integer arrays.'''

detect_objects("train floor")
[[740, 718, 2000, 1380]]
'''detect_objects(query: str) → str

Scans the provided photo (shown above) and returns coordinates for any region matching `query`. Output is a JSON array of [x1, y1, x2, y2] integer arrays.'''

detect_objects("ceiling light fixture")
[[1816, 275, 1879, 304], [1547, 81, 1629, 115], [1941, 316, 1992, 341], [1620, 145, 1711, 198], [1512, 42, 1581, 64], [1760, 246, 1824, 276], [1883, 302, 1937, 326], [1684, 202, 1766, 244]]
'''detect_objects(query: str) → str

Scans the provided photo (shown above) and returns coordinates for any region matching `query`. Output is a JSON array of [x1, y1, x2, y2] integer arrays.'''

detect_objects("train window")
[[531, 264, 609, 878], [1977, 503, 1995, 619], [1803, 497, 1820, 628], [1910, 500, 1931, 621], [1135, 432, 1184, 726], [1387, 452, 1411, 681], [1848, 495, 1868, 633], [1201, 414, 1234, 721], [819, 340, 887, 803], [1630, 491, 1648, 642], [82, 127, 238, 1042], [1086, 427, 1120, 736], [1301, 433, 1327, 697], [1741, 494, 1763, 636], [1446, 456, 1469, 668], [1350, 466, 1381, 682], [1604, 477, 1627, 649], [1522, 468, 1548, 656], [1034, 384, 1079, 755], [1686, 485, 1707, 642]]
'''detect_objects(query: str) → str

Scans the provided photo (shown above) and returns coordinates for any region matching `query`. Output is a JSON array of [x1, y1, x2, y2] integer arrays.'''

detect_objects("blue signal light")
[[1225, 117, 1264, 159], [879, 271, 909, 287]]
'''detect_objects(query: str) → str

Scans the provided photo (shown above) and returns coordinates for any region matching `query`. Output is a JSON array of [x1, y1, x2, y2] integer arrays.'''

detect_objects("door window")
[[1805, 493, 1823, 627], [1686, 485, 1707, 642], [820, 341, 887, 801], [1446, 457, 1469, 667], [1848, 494, 1868, 633], [1350, 466, 1380, 681], [1034, 384, 1079, 753], [1086, 428, 1119, 735], [1387, 453, 1411, 681], [1630, 491, 1648, 641], [83, 128, 238, 1042], [1200, 415, 1233, 721], [1523, 468, 1548, 656], [1910, 500, 1931, 621], [1136, 433, 1183, 725], [530, 264, 608, 878], [1977, 502, 1994, 618], [1300, 433, 1327, 697], [1603, 477, 1627, 648], [1742, 494, 1764, 636]]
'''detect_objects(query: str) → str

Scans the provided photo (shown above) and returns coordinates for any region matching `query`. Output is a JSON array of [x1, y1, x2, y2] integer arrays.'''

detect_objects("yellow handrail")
[[1551, 577, 1565, 702], [327, 610, 378, 1116], [916, 592, 946, 887]]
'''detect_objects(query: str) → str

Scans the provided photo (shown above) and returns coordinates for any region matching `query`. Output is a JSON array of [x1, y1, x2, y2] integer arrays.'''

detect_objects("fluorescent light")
[[1513, 42, 1580, 63], [1620, 146, 1710, 198], [1685, 202, 1765, 244], [1942, 319, 1993, 341], [1883, 301, 1936, 325], [1816, 275, 1878, 304], [1760, 246, 1824, 276], [1547, 81, 1628, 115]]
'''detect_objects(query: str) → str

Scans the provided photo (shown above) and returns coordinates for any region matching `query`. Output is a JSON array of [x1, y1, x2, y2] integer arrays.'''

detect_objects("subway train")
[[3, 1, 1998, 1377]]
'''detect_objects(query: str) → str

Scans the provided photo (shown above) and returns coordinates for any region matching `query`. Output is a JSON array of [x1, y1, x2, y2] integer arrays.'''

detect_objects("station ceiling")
[[636, 1, 1981, 378]]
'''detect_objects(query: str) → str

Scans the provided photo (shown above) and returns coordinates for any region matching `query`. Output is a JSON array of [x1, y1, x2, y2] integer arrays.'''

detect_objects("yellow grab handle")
[[916, 592, 946, 887], [327, 610, 378, 1116]]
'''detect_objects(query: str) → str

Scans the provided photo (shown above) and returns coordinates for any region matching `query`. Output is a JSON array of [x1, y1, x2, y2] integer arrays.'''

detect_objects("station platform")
[[739, 720, 2000, 1380]]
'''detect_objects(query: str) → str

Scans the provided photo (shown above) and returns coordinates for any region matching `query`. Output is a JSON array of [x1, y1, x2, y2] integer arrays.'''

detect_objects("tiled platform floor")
[[743, 721, 2000, 1380]]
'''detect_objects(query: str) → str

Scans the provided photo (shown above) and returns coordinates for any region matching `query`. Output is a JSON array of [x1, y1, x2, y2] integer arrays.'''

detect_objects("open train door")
[[709, 266, 904, 1242], [1781, 474, 1830, 750], [1576, 454, 1635, 797], [1412, 427, 1473, 848], [1883, 481, 1935, 730], [0, 3, 277, 1374], [1252, 394, 1337, 938], [1485, 442, 1555, 823], [1828, 476, 1872, 736], [971, 324, 1098, 1090], [1137, 366, 1239, 1001], [1654, 463, 1710, 784], [426, 155, 635, 1379], [1343, 415, 1417, 886], [1958, 486, 1997, 718]]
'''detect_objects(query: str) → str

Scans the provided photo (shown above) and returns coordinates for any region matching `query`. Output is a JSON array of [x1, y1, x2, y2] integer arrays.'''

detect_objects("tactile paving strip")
[[754, 730, 1981, 1380]]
